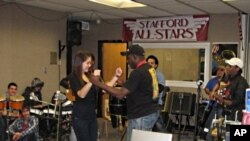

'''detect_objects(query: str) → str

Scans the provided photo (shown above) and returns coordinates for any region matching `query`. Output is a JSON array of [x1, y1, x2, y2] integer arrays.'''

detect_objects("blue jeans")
[[126, 111, 160, 141]]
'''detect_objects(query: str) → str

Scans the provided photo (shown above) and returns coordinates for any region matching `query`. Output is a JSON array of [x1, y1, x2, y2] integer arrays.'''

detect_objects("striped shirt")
[[9, 115, 38, 137]]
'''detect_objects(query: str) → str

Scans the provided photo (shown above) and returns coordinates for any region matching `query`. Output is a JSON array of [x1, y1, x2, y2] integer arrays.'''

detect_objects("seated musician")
[[9, 105, 39, 141], [0, 82, 19, 141], [22, 78, 44, 108]]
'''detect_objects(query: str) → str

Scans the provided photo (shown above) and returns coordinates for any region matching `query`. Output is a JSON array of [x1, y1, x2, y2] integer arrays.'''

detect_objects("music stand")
[[177, 93, 184, 141]]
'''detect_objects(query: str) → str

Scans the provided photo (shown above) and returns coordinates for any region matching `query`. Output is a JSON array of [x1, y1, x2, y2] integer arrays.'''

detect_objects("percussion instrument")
[[9, 95, 24, 110], [109, 95, 127, 128], [38, 107, 72, 138], [43, 108, 56, 117], [30, 108, 43, 116], [62, 100, 73, 107], [0, 95, 6, 110]]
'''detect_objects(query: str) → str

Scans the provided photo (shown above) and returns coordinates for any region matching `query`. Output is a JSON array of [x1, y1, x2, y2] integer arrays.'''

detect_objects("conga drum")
[[9, 95, 24, 110], [109, 95, 127, 128], [0, 95, 6, 110]]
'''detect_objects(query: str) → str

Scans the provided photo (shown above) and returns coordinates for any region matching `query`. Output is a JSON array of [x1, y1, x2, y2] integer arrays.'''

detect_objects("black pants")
[[73, 117, 97, 141]]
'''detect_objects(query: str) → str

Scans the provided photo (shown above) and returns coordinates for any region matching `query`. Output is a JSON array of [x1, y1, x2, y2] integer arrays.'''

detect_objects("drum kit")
[[29, 91, 73, 139], [0, 92, 73, 140]]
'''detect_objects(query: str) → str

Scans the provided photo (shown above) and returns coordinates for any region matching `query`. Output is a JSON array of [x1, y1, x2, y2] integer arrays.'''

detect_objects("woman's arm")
[[76, 73, 93, 98]]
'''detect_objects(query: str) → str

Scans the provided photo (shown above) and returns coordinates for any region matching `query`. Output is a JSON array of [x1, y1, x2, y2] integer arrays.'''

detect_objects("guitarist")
[[214, 58, 249, 121], [202, 64, 226, 139]]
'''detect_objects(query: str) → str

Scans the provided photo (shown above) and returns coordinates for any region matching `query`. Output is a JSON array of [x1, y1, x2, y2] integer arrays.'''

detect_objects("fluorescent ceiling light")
[[88, 0, 146, 8]]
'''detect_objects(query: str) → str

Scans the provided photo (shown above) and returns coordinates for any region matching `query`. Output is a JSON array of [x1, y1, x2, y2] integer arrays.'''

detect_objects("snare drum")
[[43, 108, 56, 116], [0, 95, 6, 110], [30, 108, 43, 116], [62, 100, 73, 107], [10, 95, 24, 110]]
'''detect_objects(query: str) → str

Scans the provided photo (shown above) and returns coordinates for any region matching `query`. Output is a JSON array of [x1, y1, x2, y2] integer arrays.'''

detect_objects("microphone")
[[197, 80, 203, 86]]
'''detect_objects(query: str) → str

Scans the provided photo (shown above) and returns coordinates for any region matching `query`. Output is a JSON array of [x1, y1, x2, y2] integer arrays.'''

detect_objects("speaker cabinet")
[[67, 21, 82, 46], [170, 92, 196, 116]]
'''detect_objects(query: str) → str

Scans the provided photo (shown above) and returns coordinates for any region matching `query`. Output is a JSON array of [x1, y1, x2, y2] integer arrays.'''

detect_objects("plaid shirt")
[[9, 115, 38, 137]]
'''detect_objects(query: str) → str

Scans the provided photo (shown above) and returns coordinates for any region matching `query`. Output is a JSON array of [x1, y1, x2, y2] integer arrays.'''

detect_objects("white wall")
[[0, 4, 67, 102]]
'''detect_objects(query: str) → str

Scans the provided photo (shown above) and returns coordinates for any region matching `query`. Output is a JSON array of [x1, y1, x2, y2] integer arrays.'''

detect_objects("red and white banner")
[[122, 15, 210, 42]]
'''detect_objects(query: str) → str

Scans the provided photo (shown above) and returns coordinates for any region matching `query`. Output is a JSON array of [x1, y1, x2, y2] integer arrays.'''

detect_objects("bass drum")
[[109, 95, 127, 128]]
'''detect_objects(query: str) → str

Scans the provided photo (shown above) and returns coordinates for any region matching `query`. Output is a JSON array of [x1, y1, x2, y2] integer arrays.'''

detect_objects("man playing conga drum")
[[0, 82, 20, 141]]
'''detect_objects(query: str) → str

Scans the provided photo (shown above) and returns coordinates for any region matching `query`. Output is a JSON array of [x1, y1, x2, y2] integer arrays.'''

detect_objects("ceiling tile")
[[3, 0, 249, 20], [125, 7, 173, 17], [178, 0, 238, 14], [228, 0, 250, 13]]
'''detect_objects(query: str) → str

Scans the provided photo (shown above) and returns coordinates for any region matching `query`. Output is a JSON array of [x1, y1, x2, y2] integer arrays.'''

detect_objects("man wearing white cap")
[[214, 57, 249, 121]]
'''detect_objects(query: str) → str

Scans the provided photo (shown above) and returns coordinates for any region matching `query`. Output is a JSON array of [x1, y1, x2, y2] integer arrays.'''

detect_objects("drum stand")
[[6, 107, 11, 141], [5, 100, 16, 141], [30, 97, 55, 139], [56, 100, 63, 141]]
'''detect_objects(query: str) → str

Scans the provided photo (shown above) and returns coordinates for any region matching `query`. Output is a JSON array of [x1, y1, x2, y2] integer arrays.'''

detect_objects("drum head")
[[10, 95, 24, 101], [62, 100, 72, 107], [0, 95, 5, 101]]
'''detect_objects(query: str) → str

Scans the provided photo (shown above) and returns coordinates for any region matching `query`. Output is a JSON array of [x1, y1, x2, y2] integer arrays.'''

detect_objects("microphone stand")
[[193, 81, 203, 141], [178, 93, 184, 141]]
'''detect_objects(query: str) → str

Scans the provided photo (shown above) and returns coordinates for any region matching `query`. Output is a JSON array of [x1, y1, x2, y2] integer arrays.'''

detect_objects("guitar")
[[199, 81, 228, 127]]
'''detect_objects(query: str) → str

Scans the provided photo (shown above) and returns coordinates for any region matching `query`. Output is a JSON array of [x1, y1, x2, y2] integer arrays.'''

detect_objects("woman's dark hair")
[[72, 51, 94, 85], [19, 105, 30, 115]]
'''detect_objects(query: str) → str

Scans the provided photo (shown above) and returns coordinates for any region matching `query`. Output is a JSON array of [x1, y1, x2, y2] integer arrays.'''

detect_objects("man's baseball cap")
[[225, 57, 243, 69], [120, 44, 145, 56]]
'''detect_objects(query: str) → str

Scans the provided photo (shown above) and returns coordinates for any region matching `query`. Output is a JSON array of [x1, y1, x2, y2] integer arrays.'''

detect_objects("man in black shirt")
[[90, 44, 160, 141], [214, 57, 249, 121]]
